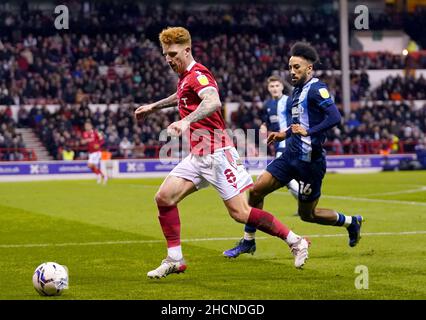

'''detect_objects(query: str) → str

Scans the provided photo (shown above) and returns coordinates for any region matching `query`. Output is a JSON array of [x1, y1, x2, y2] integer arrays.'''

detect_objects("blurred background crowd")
[[0, 0, 425, 160]]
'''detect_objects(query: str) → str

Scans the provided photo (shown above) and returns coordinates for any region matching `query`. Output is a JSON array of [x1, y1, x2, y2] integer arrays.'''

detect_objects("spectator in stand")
[[132, 137, 145, 159], [62, 145, 75, 161], [119, 136, 134, 158], [346, 112, 361, 130], [390, 134, 400, 153]]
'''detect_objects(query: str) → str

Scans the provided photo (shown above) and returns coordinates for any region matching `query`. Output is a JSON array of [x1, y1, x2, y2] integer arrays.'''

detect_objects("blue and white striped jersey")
[[283, 77, 341, 162], [264, 95, 291, 151]]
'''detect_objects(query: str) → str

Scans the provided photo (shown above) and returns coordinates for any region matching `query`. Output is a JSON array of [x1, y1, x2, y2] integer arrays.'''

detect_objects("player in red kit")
[[81, 121, 107, 184], [135, 27, 310, 278]]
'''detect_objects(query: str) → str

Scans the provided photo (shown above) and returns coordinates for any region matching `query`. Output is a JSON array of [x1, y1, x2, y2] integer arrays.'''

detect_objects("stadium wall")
[[0, 154, 417, 181]]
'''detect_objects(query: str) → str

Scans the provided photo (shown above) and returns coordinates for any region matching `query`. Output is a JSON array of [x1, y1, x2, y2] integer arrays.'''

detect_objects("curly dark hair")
[[290, 42, 319, 64]]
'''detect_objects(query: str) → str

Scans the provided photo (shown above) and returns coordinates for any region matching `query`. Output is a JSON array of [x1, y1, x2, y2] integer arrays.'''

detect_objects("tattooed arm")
[[167, 87, 222, 137], [135, 92, 178, 121], [183, 87, 222, 124], [152, 92, 178, 110]]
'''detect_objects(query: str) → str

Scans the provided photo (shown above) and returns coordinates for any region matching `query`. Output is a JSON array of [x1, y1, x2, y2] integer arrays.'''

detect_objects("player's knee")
[[154, 191, 176, 207], [227, 206, 250, 224], [298, 209, 315, 222], [311, 209, 324, 220], [230, 211, 248, 224]]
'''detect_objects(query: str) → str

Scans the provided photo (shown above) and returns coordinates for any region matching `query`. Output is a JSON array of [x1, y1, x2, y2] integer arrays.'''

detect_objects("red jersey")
[[177, 61, 233, 155], [82, 130, 104, 153]]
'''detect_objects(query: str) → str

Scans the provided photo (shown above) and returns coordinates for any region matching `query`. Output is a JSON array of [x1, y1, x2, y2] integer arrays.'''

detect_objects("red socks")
[[158, 205, 181, 247], [156, 206, 290, 248], [247, 207, 290, 240], [91, 167, 104, 177]]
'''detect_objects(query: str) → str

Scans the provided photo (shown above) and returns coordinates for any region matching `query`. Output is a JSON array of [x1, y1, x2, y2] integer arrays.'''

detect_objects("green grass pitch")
[[0, 171, 425, 299]]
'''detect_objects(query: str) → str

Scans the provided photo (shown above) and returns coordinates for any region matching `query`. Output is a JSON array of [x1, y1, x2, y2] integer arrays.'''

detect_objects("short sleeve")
[[189, 70, 218, 97]]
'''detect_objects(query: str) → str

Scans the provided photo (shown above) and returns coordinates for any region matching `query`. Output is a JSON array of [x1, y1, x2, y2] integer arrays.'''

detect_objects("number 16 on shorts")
[[299, 181, 312, 196]]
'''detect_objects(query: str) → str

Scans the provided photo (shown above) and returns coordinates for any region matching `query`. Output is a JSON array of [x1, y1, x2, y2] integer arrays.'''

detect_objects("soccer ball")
[[32, 262, 69, 296]]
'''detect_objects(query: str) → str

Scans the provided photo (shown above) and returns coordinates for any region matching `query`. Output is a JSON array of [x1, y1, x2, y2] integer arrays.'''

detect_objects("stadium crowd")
[[1, 2, 426, 106], [0, 106, 27, 160], [371, 74, 426, 100], [11, 97, 423, 160], [0, 1, 425, 160], [16, 102, 179, 159]]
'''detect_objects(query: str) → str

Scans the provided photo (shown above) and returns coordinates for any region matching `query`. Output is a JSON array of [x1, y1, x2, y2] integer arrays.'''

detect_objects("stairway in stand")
[[15, 128, 53, 161]]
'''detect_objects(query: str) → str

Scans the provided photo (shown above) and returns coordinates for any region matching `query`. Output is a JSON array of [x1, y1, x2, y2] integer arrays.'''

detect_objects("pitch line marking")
[[1, 231, 426, 248], [271, 190, 426, 207], [362, 186, 426, 197], [320, 194, 426, 207]]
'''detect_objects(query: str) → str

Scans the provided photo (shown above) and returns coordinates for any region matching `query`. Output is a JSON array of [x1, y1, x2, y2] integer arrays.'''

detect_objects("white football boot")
[[290, 237, 311, 269], [147, 257, 187, 279]]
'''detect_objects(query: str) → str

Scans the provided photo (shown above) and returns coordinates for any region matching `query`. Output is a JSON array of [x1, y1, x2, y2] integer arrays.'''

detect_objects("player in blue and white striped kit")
[[223, 76, 300, 258], [223, 42, 364, 260]]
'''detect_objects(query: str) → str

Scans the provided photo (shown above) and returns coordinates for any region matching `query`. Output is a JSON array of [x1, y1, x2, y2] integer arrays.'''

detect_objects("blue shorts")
[[266, 155, 326, 202]]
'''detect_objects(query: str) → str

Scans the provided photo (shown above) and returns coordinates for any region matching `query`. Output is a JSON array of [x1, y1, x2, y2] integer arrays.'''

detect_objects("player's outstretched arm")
[[183, 87, 222, 124], [135, 92, 178, 121]]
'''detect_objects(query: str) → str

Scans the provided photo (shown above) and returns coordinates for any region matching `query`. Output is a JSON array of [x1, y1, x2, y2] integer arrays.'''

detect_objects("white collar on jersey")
[[303, 77, 319, 87], [186, 60, 196, 71]]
